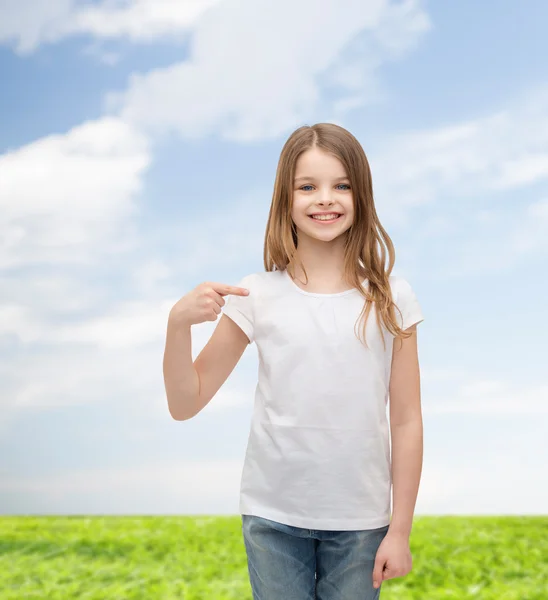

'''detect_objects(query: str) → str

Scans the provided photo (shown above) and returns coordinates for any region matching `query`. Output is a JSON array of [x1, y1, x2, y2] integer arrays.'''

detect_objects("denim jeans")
[[242, 514, 390, 600]]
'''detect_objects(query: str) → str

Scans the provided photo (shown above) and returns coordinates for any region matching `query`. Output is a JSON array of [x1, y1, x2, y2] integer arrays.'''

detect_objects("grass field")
[[1, 515, 546, 599]]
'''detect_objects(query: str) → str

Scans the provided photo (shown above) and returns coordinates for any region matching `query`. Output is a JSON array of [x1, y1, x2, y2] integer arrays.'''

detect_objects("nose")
[[318, 190, 334, 205]]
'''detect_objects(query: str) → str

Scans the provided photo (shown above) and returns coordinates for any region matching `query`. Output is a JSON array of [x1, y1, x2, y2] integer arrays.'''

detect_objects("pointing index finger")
[[213, 283, 249, 296]]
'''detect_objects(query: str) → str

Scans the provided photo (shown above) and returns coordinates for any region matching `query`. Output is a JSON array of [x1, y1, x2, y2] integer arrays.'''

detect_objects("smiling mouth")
[[309, 214, 342, 222]]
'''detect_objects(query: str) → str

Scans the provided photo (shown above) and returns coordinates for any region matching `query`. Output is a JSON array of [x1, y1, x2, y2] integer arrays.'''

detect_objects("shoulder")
[[388, 275, 422, 312], [233, 270, 283, 299], [388, 274, 414, 298], [238, 270, 283, 289], [388, 274, 424, 329]]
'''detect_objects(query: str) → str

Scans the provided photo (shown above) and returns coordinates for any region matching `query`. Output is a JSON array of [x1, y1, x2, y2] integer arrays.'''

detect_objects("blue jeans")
[[242, 514, 390, 599]]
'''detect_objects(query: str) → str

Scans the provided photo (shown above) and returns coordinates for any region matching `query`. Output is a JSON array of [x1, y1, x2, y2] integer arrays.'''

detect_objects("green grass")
[[1, 516, 546, 599]]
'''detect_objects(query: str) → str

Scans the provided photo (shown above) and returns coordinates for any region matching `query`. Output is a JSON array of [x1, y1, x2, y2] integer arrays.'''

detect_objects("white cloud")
[[0, 116, 150, 270], [0, 291, 257, 430], [69, 0, 222, 42], [0, 0, 73, 53], [416, 461, 548, 515], [422, 374, 548, 415], [106, 0, 431, 141], [366, 86, 548, 278], [0, 0, 221, 53], [0, 459, 244, 514], [2, 450, 546, 515], [0, 128, 264, 432], [371, 85, 548, 223], [424, 195, 548, 278], [0, 115, 152, 428], [510, 197, 548, 255]]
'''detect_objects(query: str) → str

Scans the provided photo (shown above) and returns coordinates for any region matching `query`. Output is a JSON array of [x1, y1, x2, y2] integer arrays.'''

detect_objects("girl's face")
[[291, 147, 354, 243]]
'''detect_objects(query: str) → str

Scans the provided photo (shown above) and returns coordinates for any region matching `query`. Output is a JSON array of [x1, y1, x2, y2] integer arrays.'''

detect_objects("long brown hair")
[[263, 122, 411, 349]]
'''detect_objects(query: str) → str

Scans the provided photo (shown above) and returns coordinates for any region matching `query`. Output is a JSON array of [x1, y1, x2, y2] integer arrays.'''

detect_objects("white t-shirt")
[[222, 268, 424, 531]]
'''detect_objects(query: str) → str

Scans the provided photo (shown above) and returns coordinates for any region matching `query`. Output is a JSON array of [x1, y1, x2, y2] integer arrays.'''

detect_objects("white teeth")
[[311, 214, 340, 220]]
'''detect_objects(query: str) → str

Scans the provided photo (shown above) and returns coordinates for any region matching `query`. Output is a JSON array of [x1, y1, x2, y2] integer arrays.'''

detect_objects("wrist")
[[387, 524, 411, 539], [168, 310, 192, 330]]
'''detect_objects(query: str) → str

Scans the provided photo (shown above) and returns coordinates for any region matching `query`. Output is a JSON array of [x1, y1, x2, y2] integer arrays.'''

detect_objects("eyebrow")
[[294, 175, 350, 182]]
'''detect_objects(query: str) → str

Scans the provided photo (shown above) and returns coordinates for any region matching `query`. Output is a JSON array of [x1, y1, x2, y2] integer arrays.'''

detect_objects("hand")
[[169, 281, 249, 327], [372, 531, 413, 589]]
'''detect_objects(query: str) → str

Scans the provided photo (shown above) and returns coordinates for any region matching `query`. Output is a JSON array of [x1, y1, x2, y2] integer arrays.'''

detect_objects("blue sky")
[[1, 0, 547, 516]]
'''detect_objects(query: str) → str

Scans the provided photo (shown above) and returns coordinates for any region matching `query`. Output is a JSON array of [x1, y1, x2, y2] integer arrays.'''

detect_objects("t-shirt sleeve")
[[221, 274, 255, 344], [395, 277, 424, 331]]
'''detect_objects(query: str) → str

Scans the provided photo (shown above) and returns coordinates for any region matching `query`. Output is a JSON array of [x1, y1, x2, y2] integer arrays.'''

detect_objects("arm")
[[163, 313, 249, 421], [163, 317, 201, 420], [388, 324, 424, 539]]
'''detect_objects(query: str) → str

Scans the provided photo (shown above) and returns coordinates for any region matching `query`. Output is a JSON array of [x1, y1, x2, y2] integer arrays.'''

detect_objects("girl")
[[163, 123, 424, 599]]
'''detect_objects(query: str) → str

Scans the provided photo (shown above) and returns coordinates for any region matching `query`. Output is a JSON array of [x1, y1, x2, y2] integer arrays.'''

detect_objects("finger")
[[372, 560, 384, 589], [209, 283, 250, 297], [206, 289, 240, 309]]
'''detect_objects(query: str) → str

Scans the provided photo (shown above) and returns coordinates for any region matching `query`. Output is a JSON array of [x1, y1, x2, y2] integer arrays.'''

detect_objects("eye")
[[298, 183, 351, 191]]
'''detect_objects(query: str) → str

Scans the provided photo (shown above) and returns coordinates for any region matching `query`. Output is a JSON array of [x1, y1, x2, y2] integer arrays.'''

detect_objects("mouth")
[[308, 214, 343, 223]]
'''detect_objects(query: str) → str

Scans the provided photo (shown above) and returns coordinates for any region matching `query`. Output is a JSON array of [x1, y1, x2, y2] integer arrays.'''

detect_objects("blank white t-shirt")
[[222, 268, 424, 531]]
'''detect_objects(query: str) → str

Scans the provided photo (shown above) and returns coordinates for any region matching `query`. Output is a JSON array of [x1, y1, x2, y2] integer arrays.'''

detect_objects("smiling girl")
[[164, 122, 425, 599]]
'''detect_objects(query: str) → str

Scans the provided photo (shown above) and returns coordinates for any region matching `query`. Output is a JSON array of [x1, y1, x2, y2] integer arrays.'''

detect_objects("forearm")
[[389, 417, 423, 538], [162, 316, 200, 420]]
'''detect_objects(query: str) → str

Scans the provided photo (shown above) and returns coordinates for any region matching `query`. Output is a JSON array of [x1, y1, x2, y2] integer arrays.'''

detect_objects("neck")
[[290, 236, 347, 284]]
